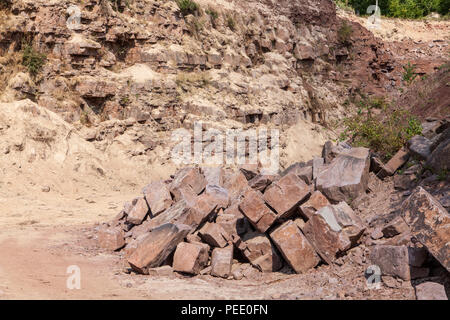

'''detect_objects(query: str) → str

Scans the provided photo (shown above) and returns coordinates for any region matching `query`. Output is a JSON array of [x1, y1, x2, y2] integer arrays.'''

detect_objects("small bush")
[[341, 97, 422, 161], [226, 14, 236, 31], [22, 43, 46, 76], [402, 62, 419, 85], [206, 7, 219, 27], [176, 0, 199, 16], [338, 21, 353, 45]]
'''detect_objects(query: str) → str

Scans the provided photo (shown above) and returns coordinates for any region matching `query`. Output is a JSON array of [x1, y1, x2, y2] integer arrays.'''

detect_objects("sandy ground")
[[0, 14, 447, 300]]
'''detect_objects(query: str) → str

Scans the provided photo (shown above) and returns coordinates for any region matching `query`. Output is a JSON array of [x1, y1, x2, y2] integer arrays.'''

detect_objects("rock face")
[[263, 172, 310, 219], [316, 148, 370, 203], [127, 223, 191, 274], [238, 188, 276, 233], [173, 242, 209, 275], [402, 187, 450, 272], [270, 221, 320, 273], [237, 231, 282, 272]]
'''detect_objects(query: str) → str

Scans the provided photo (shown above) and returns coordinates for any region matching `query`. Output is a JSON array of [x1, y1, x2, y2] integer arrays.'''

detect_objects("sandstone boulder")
[[238, 188, 276, 233], [98, 227, 125, 251], [270, 221, 320, 273], [173, 242, 209, 275], [127, 223, 190, 274], [198, 222, 231, 248], [370, 245, 411, 280], [143, 180, 173, 217], [237, 231, 282, 272], [415, 282, 448, 300], [170, 167, 207, 201], [299, 190, 330, 220], [263, 172, 310, 219], [127, 197, 149, 225], [316, 147, 370, 203], [402, 187, 450, 272], [211, 246, 233, 278]]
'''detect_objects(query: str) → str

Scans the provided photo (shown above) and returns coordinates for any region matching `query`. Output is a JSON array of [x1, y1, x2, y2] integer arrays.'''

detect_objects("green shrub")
[[341, 97, 422, 161], [338, 21, 353, 45], [22, 43, 46, 76], [402, 62, 418, 85], [176, 0, 199, 16], [226, 14, 236, 31]]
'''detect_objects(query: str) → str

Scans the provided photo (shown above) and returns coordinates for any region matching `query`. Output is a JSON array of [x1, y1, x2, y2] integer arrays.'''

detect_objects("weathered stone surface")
[[316, 147, 370, 203], [237, 231, 282, 272], [394, 174, 417, 190], [211, 246, 233, 278], [238, 188, 276, 233], [301, 206, 357, 264], [147, 198, 212, 233], [239, 164, 258, 180], [263, 172, 310, 219], [127, 223, 190, 274], [204, 185, 230, 209], [248, 174, 277, 192], [223, 171, 250, 200], [270, 221, 320, 273], [427, 133, 450, 172], [370, 245, 411, 280], [198, 222, 231, 248], [415, 282, 448, 300], [216, 214, 240, 238], [402, 187, 450, 272], [98, 227, 125, 251], [170, 167, 207, 201], [408, 135, 432, 160], [223, 203, 250, 235], [312, 157, 325, 180], [331, 202, 366, 244], [282, 162, 313, 184], [201, 166, 225, 186], [143, 180, 173, 217], [299, 190, 330, 220], [173, 242, 209, 275], [382, 216, 410, 238], [408, 246, 428, 267], [127, 197, 149, 225], [377, 148, 409, 178]]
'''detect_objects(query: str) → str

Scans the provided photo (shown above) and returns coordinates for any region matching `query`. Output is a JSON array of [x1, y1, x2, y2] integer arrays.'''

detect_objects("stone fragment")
[[198, 222, 231, 248], [204, 185, 229, 209], [237, 231, 282, 272], [415, 282, 448, 300], [127, 223, 190, 274], [201, 166, 225, 186], [170, 167, 207, 201], [248, 174, 277, 192], [270, 221, 320, 273], [173, 242, 209, 275], [239, 164, 258, 180], [223, 203, 249, 235], [408, 135, 432, 160], [394, 174, 417, 190], [382, 216, 410, 238], [98, 227, 125, 251], [377, 148, 409, 178], [263, 173, 310, 219], [238, 188, 276, 233], [312, 157, 325, 180], [142, 180, 173, 217], [282, 162, 313, 184], [127, 197, 149, 225], [211, 246, 233, 278], [223, 171, 250, 200], [402, 187, 450, 272], [299, 190, 330, 220], [370, 245, 410, 280], [316, 147, 370, 203]]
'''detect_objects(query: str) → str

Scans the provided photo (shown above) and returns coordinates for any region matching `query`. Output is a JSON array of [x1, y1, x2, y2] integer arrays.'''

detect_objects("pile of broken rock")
[[97, 145, 371, 278], [97, 130, 449, 299]]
